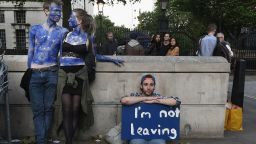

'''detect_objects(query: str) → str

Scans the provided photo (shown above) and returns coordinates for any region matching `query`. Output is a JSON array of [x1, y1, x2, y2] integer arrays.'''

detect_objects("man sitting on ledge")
[[120, 74, 181, 144]]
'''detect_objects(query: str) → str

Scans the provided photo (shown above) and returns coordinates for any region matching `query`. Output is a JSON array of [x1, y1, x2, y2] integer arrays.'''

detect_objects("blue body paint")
[[49, 5, 62, 23], [68, 13, 78, 29], [65, 28, 87, 45], [27, 4, 67, 144], [28, 5, 68, 68], [28, 25, 67, 68], [60, 31, 124, 66], [60, 24, 88, 66], [59, 12, 124, 67]]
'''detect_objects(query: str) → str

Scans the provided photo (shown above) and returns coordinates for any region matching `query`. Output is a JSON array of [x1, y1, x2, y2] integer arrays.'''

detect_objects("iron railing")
[[1, 27, 256, 71]]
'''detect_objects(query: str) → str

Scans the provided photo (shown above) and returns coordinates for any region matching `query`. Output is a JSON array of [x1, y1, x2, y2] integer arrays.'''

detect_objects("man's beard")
[[142, 90, 154, 96]]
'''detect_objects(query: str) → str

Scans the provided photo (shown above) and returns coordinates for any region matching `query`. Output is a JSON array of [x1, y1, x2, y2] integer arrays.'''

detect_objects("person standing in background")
[[101, 32, 118, 55], [198, 24, 217, 56]]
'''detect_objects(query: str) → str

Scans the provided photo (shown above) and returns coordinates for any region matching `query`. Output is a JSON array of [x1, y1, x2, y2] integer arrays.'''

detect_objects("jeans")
[[29, 70, 58, 144], [129, 139, 166, 144]]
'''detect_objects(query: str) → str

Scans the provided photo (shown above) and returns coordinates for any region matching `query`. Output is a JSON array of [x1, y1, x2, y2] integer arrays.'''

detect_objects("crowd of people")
[[99, 24, 234, 62], [99, 31, 180, 56], [197, 23, 233, 63]]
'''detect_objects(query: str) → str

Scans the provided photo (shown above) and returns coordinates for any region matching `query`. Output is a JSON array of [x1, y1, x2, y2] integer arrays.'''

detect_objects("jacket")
[[52, 65, 94, 137], [125, 39, 144, 55]]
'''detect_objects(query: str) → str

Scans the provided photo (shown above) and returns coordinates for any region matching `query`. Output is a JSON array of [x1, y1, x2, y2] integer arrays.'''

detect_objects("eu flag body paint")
[[68, 13, 78, 29], [49, 5, 62, 22]]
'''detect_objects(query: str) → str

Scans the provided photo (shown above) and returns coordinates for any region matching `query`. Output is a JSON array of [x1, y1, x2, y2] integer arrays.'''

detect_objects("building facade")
[[71, 0, 94, 14], [0, 1, 46, 49], [0, 1, 93, 50]]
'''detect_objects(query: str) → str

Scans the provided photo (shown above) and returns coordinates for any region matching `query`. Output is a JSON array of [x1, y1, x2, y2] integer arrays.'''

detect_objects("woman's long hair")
[[151, 33, 162, 48], [73, 8, 96, 53], [73, 8, 96, 34], [170, 37, 179, 50]]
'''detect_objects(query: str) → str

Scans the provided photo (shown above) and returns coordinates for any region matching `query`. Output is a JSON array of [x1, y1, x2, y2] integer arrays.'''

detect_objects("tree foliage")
[[89, 0, 140, 5], [137, 0, 206, 39], [137, 11, 158, 33], [94, 15, 130, 44], [173, 0, 256, 39], [138, 0, 256, 40]]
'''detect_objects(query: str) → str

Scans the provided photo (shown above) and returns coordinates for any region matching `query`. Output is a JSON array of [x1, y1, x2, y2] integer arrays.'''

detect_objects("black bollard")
[[231, 59, 246, 108]]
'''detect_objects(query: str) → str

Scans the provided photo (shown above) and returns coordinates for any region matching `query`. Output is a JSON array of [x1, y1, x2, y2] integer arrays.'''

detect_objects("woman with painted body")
[[57, 9, 124, 144]]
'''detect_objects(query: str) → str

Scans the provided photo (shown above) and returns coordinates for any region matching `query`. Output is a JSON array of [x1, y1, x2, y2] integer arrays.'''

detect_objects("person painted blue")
[[57, 9, 124, 144], [60, 13, 124, 66], [27, 0, 68, 143]]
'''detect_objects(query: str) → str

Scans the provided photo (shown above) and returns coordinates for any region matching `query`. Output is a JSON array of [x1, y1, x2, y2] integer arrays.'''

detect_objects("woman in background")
[[166, 37, 179, 56]]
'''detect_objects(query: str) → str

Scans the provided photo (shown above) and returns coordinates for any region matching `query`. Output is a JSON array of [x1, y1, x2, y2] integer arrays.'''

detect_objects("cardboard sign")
[[121, 103, 180, 140]]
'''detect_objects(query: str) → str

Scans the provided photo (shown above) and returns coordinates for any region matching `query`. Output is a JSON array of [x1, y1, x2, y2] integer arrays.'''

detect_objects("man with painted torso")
[[27, 0, 68, 143]]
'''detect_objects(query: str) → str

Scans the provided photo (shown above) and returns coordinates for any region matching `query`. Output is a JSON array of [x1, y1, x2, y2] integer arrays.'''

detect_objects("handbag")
[[224, 103, 243, 131]]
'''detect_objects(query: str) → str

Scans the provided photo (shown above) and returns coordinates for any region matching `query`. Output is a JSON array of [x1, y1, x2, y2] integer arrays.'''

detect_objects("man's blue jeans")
[[29, 70, 58, 144], [129, 139, 166, 144]]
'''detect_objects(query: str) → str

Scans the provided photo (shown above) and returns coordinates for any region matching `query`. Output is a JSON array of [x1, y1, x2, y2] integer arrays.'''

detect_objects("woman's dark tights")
[[62, 93, 81, 144]]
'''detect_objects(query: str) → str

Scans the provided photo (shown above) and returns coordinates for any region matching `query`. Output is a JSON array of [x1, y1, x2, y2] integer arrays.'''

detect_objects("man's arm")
[[151, 97, 177, 106], [120, 96, 159, 105], [225, 44, 233, 57], [200, 38, 210, 56], [59, 28, 69, 57], [96, 54, 124, 66], [27, 26, 36, 68], [144, 96, 181, 106]]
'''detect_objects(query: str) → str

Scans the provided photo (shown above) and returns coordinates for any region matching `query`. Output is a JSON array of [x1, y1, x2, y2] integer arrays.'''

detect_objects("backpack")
[[85, 35, 96, 83], [213, 40, 232, 63], [196, 35, 206, 56]]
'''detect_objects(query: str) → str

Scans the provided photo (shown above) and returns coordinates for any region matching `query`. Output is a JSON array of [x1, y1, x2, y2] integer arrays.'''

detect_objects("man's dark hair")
[[140, 74, 156, 86], [130, 33, 138, 39], [207, 23, 217, 33], [106, 31, 113, 37], [43, 0, 63, 10]]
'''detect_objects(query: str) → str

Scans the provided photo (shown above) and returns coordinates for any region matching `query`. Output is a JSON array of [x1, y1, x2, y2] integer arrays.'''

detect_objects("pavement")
[[1, 75, 255, 144]]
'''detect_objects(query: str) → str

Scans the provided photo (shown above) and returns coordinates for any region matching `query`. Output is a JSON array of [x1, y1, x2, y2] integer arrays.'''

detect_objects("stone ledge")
[[5, 55, 230, 72]]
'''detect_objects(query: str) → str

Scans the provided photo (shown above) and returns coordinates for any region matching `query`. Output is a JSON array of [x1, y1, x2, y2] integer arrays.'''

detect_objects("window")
[[16, 29, 26, 49], [15, 10, 26, 23], [0, 11, 4, 23], [0, 30, 6, 49]]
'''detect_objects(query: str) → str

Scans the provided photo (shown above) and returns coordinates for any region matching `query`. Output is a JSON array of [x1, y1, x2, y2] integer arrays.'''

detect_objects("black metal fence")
[[1, 27, 256, 71], [229, 32, 256, 71]]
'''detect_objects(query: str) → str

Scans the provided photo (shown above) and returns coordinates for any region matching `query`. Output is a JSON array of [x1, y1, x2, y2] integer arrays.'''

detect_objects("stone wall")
[[0, 55, 230, 139]]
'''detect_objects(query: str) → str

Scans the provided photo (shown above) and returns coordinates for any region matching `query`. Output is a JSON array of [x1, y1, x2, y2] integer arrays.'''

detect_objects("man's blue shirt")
[[199, 35, 217, 56]]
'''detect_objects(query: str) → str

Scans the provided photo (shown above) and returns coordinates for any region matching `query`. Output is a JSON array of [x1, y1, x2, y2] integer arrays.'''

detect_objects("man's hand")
[[113, 58, 125, 67], [121, 96, 158, 105], [143, 97, 160, 103], [143, 99, 160, 104], [96, 54, 125, 67]]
